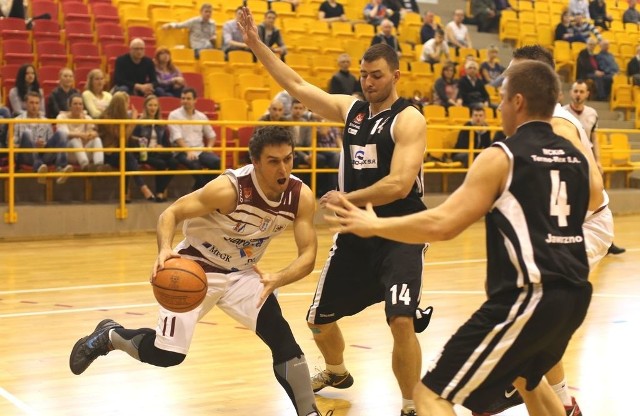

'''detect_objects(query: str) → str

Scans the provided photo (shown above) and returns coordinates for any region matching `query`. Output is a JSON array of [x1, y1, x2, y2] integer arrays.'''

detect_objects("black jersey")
[[486, 121, 590, 296], [341, 98, 426, 217]]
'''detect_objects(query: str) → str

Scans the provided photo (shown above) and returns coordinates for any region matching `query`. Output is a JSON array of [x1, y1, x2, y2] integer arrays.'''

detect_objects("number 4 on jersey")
[[549, 170, 570, 227], [390, 284, 411, 305]]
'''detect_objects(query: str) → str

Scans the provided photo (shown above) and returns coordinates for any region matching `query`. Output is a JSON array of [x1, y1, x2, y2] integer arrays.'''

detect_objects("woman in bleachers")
[[480, 45, 505, 87], [82, 69, 113, 119], [432, 63, 460, 111], [555, 11, 587, 43], [56, 93, 105, 170], [153, 48, 185, 98], [97, 91, 155, 202], [8, 64, 45, 116], [131, 94, 178, 202]]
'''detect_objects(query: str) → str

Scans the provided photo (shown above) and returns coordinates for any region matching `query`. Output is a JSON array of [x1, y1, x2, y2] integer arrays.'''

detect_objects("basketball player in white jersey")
[[69, 126, 330, 416], [326, 60, 596, 416]]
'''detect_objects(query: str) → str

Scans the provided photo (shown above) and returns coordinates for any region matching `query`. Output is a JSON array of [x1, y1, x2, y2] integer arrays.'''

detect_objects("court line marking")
[[0, 387, 38, 415]]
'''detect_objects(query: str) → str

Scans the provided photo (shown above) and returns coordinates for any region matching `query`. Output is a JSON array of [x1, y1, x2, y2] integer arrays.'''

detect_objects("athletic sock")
[[109, 328, 155, 361], [326, 362, 348, 374], [550, 378, 573, 407], [273, 355, 317, 416], [402, 398, 416, 411]]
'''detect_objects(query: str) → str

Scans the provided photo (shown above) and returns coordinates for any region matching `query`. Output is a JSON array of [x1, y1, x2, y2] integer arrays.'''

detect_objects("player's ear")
[[393, 69, 401, 83]]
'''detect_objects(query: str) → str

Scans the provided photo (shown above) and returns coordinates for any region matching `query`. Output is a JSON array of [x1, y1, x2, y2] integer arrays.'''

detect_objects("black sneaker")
[[69, 319, 122, 375], [607, 243, 626, 255], [471, 385, 524, 415], [414, 306, 434, 333], [400, 409, 417, 416], [310, 369, 354, 393]]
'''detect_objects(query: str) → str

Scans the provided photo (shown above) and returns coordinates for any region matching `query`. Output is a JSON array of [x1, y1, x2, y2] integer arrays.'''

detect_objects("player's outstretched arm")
[[236, 7, 354, 123], [256, 185, 318, 306], [154, 175, 237, 273], [326, 147, 508, 243]]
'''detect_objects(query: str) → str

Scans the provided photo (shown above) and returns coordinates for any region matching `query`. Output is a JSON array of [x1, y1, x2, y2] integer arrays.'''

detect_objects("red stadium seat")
[[64, 22, 95, 46], [182, 72, 205, 98], [31, 1, 60, 25], [32, 19, 61, 43], [60, 1, 91, 24], [90, 3, 121, 27], [2, 40, 34, 66], [69, 42, 102, 70], [128, 26, 156, 47], [196, 97, 217, 120], [0, 17, 29, 42], [35, 41, 69, 69]]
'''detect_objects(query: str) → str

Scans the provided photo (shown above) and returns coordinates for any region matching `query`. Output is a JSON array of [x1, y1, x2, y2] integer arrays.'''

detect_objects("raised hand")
[[236, 7, 260, 47], [324, 194, 379, 237]]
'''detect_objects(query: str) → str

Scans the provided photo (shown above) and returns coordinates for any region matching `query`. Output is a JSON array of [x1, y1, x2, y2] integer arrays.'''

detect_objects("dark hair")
[[15, 64, 41, 100], [182, 87, 197, 99], [249, 126, 295, 161], [512, 45, 555, 70], [26, 91, 42, 100], [362, 43, 399, 71], [265, 10, 276, 17], [504, 60, 559, 119], [67, 93, 83, 107], [470, 104, 485, 114]]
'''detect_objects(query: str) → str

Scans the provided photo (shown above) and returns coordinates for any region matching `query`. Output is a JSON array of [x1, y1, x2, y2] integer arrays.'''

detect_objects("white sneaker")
[[56, 164, 73, 184], [37, 165, 48, 184]]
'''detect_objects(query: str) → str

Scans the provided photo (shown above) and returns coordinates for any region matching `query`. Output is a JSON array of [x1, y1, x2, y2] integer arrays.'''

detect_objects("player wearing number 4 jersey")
[[325, 60, 598, 416], [69, 126, 331, 416]]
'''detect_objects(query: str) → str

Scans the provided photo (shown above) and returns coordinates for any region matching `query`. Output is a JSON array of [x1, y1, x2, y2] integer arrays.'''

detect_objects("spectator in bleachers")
[[82, 69, 112, 119], [259, 99, 289, 122], [98, 91, 156, 201], [573, 12, 602, 41], [257, 10, 287, 61], [371, 19, 402, 58], [576, 37, 611, 100], [154, 48, 185, 98], [382, 0, 402, 27], [589, 0, 613, 30], [445, 9, 473, 50], [168, 87, 219, 191], [494, 0, 515, 14], [329, 54, 360, 95], [420, 28, 451, 66], [113, 39, 163, 97], [274, 90, 294, 117], [56, 93, 104, 171], [318, 0, 349, 23], [472, 0, 498, 33], [0, 101, 10, 147], [456, 60, 491, 109], [480, 45, 505, 86], [555, 11, 587, 43], [451, 105, 491, 167], [9, 64, 45, 116], [161, 3, 217, 59], [14, 91, 73, 183], [132, 94, 178, 202], [420, 11, 441, 44], [315, 120, 341, 196], [596, 38, 619, 97], [432, 63, 460, 110], [626, 44, 640, 85], [623, 0, 640, 26], [46, 68, 79, 119], [364, 0, 392, 27], [569, 0, 591, 19], [400, 0, 419, 13], [289, 99, 313, 186], [223, 7, 251, 59], [458, 54, 478, 78]]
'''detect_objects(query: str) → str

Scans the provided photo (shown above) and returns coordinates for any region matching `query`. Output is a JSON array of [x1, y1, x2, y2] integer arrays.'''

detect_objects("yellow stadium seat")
[[171, 47, 198, 72], [331, 21, 355, 40], [219, 98, 249, 122], [250, 98, 271, 120], [610, 83, 634, 120], [206, 72, 235, 102], [198, 48, 228, 76], [447, 106, 470, 125], [235, 73, 270, 102], [423, 105, 448, 124]]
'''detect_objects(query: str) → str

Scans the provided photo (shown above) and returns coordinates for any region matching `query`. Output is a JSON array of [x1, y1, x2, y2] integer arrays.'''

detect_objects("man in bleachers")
[[258, 99, 289, 123], [257, 10, 287, 61], [456, 60, 491, 109], [471, 0, 498, 33], [223, 7, 252, 59], [626, 44, 640, 85], [168, 87, 219, 190], [329, 54, 360, 95], [162, 3, 217, 59], [46, 68, 79, 119], [569, 0, 591, 19], [14, 92, 73, 183], [420, 28, 451, 67], [572, 12, 602, 42], [576, 37, 611, 100], [589, 0, 613, 30], [112, 39, 164, 97], [420, 11, 441, 44], [623, 0, 640, 26], [445, 9, 473, 49], [451, 105, 491, 167], [318, 0, 349, 23], [363, 0, 391, 27], [371, 19, 402, 58], [596, 38, 619, 98]]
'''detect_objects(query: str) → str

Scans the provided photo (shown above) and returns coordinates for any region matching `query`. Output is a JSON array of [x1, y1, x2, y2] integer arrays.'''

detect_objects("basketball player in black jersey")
[[239, 7, 429, 416], [325, 61, 598, 416]]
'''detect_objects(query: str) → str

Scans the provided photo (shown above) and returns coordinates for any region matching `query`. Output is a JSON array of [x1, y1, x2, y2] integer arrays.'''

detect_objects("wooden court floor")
[[1, 214, 638, 416]]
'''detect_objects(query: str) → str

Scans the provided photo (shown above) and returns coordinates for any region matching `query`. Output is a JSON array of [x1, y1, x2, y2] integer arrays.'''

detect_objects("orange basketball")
[[151, 257, 208, 313]]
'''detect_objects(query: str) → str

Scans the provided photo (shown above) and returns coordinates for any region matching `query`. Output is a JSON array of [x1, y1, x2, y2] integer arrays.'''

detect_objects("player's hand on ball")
[[151, 249, 181, 281], [325, 194, 378, 237]]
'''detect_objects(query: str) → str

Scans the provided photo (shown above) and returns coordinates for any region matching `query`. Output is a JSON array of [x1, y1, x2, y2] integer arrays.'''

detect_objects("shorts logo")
[[350, 144, 378, 170]]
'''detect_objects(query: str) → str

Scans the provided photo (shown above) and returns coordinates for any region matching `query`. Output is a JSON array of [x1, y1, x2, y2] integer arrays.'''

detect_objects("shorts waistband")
[[592, 204, 608, 215], [178, 245, 232, 274]]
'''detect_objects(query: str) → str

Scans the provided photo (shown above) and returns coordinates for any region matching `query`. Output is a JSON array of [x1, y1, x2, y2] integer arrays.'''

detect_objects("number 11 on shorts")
[[390, 284, 411, 305]]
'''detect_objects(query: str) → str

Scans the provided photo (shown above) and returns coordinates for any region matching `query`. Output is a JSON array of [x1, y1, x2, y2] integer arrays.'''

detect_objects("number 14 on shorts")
[[390, 284, 411, 305]]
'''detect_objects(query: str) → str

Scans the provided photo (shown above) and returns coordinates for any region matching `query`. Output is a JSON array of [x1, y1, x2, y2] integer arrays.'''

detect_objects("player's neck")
[[369, 92, 398, 116], [570, 103, 585, 113]]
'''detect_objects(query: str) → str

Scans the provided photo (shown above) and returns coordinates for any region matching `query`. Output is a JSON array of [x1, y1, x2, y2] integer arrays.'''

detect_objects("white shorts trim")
[[583, 206, 614, 269]]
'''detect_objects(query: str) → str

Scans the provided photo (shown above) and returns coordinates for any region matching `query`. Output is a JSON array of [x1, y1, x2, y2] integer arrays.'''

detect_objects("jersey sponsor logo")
[[260, 216, 272, 231], [532, 149, 582, 164], [347, 127, 358, 135], [224, 236, 268, 248], [347, 112, 366, 133], [233, 222, 247, 233], [354, 112, 365, 124], [239, 247, 254, 258], [241, 186, 253, 203], [202, 243, 232, 262], [274, 224, 285, 233], [544, 233, 584, 244], [319, 313, 335, 318], [350, 144, 378, 170]]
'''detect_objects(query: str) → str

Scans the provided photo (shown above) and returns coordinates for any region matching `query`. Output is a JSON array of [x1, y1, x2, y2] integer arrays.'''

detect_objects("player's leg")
[[414, 382, 456, 416], [390, 315, 422, 415], [216, 270, 320, 416], [513, 377, 565, 416]]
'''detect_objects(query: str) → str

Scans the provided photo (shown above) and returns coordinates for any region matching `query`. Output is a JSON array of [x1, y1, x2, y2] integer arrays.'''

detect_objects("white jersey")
[[553, 104, 613, 267], [176, 165, 303, 272]]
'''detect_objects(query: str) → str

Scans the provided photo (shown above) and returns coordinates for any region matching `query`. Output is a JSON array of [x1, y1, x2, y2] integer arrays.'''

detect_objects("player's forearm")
[[156, 209, 178, 252], [370, 211, 452, 244], [246, 33, 304, 96], [345, 176, 412, 208], [276, 250, 316, 286]]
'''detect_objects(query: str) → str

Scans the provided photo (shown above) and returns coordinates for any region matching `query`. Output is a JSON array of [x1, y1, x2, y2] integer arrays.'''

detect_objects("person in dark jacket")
[[47, 68, 79, 119], [112, 39, 164, 97], [452, 105, 492, 167]]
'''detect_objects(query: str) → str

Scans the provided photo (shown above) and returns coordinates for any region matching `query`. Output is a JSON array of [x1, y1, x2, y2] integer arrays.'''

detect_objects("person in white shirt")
[[168, 87, 219, 190], [445, 9, 472, 50], [56, 93, 104, 170], [421, 28, 450, 66]]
